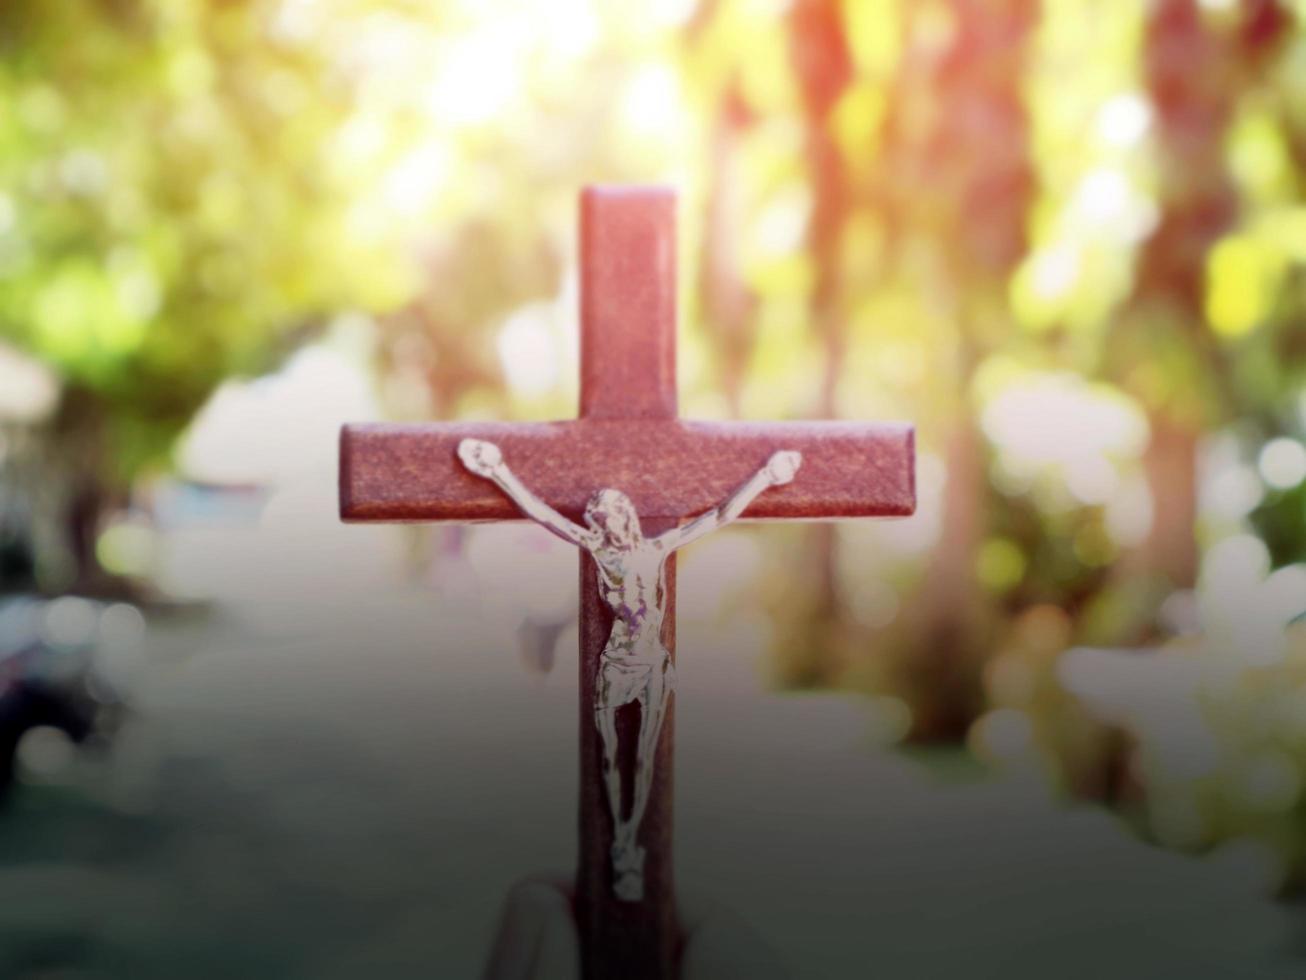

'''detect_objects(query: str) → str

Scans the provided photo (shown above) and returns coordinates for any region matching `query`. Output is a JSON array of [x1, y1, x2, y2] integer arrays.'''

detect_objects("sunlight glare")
[[621, 64, 683, 139], [383, 141, 451, 214], [982, 373, 1148, 466], [497, 305, 561, 398], [1070, 167, 1155, 241], [653, 0, 700, 27], [541, 0, 600, 58], [1029, 244, 1079, 300], [425, 29, 524, 127], [1096, 93, 1152, 149]]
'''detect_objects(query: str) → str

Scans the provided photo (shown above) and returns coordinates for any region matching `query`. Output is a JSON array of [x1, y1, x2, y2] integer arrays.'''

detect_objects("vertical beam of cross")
[[576, 187, 679, 979], [580, 187, 678, 421]]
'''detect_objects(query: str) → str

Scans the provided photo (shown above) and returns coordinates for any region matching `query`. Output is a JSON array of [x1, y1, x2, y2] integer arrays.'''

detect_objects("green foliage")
[[0, 0, 399, 474]]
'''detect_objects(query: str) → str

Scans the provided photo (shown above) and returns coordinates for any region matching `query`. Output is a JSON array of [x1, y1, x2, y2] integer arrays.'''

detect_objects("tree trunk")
[[46, 387, 116, 594], [1117, 0, 1280, 600], [1137, 411, 1200, 589], [903, 409, 988, 742], [784, 0, 856, 686]]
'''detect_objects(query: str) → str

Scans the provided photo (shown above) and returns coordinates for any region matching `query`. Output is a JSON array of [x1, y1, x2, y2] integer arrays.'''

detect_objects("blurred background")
[[1, 0, 1306, 976]]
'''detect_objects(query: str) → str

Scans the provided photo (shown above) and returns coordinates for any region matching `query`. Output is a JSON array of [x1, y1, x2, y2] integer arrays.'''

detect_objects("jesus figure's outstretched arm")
[[656, 450, 801, 552], [458, 439, 598, 549]]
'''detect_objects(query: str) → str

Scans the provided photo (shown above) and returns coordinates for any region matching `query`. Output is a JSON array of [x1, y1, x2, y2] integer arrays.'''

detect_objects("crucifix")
[[339, 186, 915, 978]]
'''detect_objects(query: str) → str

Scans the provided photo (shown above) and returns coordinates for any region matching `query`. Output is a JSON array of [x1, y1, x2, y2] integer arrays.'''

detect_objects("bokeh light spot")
[[1258, 437, 1306, 490]]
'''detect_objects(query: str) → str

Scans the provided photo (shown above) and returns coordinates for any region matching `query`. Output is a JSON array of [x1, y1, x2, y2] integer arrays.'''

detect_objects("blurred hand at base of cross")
[[482, 875, 791, 980]]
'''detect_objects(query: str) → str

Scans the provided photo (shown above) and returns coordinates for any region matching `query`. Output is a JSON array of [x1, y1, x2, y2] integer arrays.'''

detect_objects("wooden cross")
[[339, 187, 914, 978]]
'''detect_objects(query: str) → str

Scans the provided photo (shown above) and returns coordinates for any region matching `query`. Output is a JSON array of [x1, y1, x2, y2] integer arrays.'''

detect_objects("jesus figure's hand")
[[763, 450, 801, 486], [458, 438, 504, 478]]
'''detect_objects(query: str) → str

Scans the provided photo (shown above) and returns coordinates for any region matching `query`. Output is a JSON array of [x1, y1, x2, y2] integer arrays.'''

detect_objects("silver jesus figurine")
[[458, 438, 801, 902]]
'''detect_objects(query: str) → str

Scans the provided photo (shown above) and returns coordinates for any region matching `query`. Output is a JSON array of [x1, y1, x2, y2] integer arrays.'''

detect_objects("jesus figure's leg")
[[595, 655, 668, 900], [621, 654, 675, 885], [595, 704, 623, 830], [596, 701, 642, 901]]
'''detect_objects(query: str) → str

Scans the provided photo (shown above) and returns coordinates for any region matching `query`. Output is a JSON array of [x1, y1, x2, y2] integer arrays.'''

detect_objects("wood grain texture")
[[580, 186, 677, 421], [339, 420, 915, 524]]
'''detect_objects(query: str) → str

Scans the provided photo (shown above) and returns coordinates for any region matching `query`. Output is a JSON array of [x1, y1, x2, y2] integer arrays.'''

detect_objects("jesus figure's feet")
[[611, 839, 646, 902]]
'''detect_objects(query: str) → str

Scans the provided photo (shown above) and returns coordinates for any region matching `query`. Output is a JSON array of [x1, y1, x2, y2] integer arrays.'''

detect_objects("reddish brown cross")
[[340, 187, 914, 979]]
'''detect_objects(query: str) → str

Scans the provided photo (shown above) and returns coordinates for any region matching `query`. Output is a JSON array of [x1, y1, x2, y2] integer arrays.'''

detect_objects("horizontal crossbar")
[[340, 419, 915, 523]]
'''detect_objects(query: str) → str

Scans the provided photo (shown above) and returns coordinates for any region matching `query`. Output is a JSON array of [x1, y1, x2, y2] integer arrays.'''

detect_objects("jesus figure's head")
[[584, 489, 642, 549]]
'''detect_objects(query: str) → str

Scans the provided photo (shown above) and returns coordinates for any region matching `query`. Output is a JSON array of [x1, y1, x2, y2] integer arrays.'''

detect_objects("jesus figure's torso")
[[591, 541, 671, 664]]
